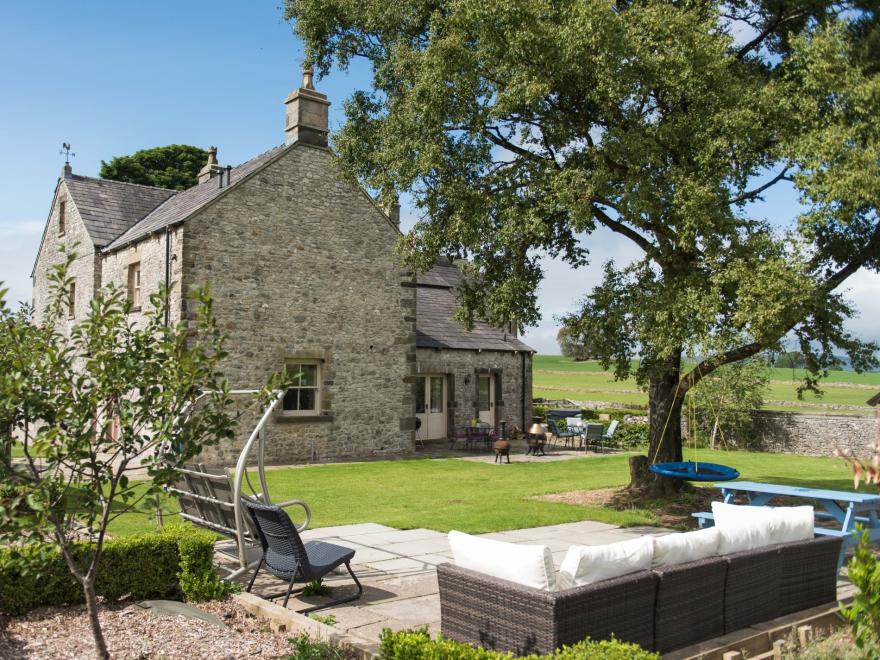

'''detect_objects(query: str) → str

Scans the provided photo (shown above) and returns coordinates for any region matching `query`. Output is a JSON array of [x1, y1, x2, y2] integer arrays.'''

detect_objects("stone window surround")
[[276, 350, 333, 424]]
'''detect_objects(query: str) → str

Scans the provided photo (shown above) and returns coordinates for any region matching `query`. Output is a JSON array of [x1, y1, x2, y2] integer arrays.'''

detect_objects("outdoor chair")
[[602, 420, 620, 451], [547, 418, 581, 449], [583, 423, 604, 452], [242, 498, 363, 611]]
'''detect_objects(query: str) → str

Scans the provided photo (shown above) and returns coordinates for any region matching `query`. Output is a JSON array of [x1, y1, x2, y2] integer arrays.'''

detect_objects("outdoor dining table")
[[699, 480, 880, 573]]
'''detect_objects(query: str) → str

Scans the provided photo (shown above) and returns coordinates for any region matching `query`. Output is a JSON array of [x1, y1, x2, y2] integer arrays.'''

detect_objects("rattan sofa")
[[436, 535, 841, 655]]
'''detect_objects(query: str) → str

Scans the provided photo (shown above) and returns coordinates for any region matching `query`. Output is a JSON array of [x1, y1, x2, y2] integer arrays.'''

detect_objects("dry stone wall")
[[748, 410, 879, 456]]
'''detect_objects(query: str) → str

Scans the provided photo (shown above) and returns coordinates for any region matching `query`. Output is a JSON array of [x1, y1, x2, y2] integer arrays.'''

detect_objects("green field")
[[534, 355, 880, 414]]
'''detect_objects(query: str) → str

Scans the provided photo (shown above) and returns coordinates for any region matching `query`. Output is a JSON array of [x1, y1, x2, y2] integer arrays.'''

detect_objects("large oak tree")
[[284, 0, 880, 490]]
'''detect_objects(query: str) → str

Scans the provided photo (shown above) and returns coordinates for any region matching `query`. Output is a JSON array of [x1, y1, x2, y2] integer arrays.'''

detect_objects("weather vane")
[[60, 142, 75, 164]]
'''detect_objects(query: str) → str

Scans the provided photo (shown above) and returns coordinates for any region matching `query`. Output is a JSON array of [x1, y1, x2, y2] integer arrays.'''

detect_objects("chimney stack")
[[384, 199, 401, 226], [198, 147, 223, 184], [62, 162, 72, 178], [284, 65, 330, 147]]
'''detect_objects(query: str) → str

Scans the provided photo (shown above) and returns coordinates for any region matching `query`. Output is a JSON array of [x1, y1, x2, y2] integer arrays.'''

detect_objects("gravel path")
[[0, 599, 300, 659]]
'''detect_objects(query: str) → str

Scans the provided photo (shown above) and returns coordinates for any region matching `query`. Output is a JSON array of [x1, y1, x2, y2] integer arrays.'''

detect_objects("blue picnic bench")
[[693, 480, 880, 573]]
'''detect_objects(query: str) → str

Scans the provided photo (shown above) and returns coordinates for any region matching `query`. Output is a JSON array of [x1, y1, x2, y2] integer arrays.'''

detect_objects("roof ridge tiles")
[[68, 173, 179, 193]]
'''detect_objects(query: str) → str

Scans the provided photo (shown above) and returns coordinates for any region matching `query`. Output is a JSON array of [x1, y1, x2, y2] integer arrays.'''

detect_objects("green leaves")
[[99, 144, 209, 191], [841, 527, 880, 652], [287, 0, 879, 462]]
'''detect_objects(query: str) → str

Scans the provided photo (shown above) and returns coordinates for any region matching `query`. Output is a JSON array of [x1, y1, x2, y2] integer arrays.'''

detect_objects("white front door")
[[478, 374, 495, 427], [415, 375, 447, 440]]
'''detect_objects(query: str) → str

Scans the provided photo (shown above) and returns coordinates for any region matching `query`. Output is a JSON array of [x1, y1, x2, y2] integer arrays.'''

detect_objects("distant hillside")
[[533, 356, 880, 414]]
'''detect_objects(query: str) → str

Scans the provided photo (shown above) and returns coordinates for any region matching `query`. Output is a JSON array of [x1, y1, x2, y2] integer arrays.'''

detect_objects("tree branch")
[[727, 167, 790, 206], [822, 220, 880, 293], [680, 341, 763, 395], [591, 204, 657, 256], [483, 126, 550, 163]]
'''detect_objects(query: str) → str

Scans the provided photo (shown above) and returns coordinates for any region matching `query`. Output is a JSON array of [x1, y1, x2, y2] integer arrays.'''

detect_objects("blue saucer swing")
[[648, 371, 740, 483], [649, 461, 739, 482]]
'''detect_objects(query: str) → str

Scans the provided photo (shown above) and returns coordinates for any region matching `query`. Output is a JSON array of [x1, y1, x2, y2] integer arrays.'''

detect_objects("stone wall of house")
[[100, 226, 184, 325], [183, 143, 416, 467], [747, 410, 879, 456], [415, 347, 533, 437], [31, 180, 101, 327]]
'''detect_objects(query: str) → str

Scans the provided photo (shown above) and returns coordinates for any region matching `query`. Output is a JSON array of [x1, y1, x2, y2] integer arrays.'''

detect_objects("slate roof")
[[63, 175, 176, 247], [105, 144, 290, 251], [869, 392, 880, 407], [416, 259, 534, 353]]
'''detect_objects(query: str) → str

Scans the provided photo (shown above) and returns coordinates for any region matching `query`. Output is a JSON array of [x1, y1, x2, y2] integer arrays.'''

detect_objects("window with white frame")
[[127, 263, 142, 309], [282, 362, 321, 414]]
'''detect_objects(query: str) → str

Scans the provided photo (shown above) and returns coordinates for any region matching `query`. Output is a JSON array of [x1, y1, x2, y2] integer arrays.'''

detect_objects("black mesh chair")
[[242, 498, 363, 611]]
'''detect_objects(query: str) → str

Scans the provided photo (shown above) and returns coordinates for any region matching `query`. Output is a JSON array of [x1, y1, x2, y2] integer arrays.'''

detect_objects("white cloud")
[[835, 269, 880, 345]]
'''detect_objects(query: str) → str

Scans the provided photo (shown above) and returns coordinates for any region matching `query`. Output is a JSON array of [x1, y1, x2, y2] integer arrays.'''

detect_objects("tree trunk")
[[82, 578, 109, 659], [629, 355, 685, 495]]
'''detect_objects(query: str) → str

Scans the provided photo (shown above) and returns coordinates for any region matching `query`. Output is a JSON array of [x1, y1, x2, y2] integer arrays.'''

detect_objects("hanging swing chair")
[[649, 460, 739, 482], [648, 365, 740, 483]]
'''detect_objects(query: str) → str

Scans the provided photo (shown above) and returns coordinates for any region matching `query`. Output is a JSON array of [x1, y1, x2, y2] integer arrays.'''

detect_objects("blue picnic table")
[[693, 480, 880, 573]]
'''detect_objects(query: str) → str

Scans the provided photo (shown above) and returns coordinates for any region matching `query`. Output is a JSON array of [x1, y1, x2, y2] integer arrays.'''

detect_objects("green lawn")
[[109, 449, 863, 538], [534, 356, 879, 413]]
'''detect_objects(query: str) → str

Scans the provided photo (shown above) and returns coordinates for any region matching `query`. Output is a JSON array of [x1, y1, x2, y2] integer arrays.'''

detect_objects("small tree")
[[687, 356, 770, 449], [556, 326, 591, 361], [0, 251, 237, 659], [99, 144, 208, 191]]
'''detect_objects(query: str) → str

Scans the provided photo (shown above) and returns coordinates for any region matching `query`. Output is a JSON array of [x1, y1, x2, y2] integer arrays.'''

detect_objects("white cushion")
[[448, 531, 556, 592], [652, 527, 721, 568], [558, 536, 653, 587], [711, 502, 814, 545], [565, 417, 583, 428], [716, 519, 775, 554]]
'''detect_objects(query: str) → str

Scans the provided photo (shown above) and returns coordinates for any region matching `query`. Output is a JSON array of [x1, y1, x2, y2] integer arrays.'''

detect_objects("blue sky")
[[1, 1, 877, 355]]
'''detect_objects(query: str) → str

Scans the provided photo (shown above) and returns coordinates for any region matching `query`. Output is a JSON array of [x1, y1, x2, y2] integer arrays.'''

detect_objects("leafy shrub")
[[580, 409, 599, 421], [288, 633, 353, 659], [609, 422, 648, 449], [379, 629, 658, 659], [0, 525, 231, 615], [841, 527, 880, 653], [533, 403, 548, 422], [781, 628, 861, 659], [175, 527, 238, 602]]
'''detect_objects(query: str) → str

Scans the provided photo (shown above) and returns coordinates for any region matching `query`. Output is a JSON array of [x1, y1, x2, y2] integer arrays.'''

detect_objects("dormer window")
[[58, 200, 66, 235]]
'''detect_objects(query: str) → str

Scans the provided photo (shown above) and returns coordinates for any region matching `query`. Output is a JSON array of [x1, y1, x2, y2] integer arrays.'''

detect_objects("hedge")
[[379, 629, 659, 659], [0, 525, 233, 615]]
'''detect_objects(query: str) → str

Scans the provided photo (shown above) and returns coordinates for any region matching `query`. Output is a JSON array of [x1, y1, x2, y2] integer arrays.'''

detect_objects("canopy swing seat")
[[168, 391, 364, 612]]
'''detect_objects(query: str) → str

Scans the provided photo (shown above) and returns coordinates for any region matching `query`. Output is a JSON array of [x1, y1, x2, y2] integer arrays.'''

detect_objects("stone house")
[[30, 69, 533, 465]]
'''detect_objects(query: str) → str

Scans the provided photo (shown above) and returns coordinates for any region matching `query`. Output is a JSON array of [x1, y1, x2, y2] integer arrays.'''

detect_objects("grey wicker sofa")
[[437, 535, 841, 656]]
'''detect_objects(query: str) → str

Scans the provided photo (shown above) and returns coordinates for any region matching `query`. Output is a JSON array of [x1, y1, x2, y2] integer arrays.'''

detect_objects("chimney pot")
[[198, 146, 223, 184], [284, 64, 330, 147]]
